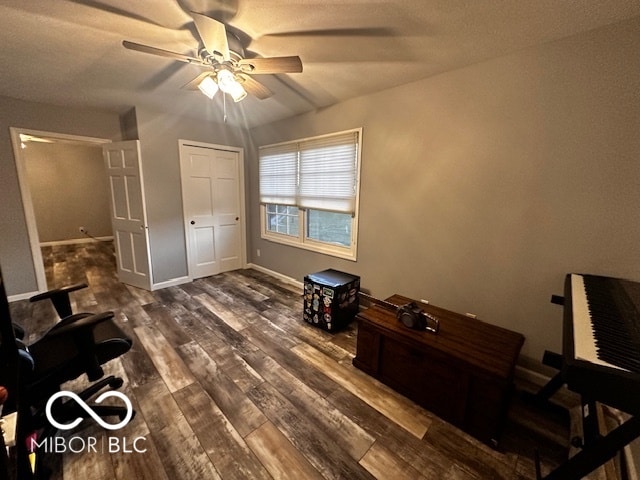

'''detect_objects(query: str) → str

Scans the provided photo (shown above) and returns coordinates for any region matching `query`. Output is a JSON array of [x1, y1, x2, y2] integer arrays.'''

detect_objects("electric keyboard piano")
[[540, 273, 640, 480], [564, 273, 640, 415]]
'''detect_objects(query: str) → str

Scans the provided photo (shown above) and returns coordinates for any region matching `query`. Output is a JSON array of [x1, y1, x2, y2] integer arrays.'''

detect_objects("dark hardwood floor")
[[9, 242, 570, 479]]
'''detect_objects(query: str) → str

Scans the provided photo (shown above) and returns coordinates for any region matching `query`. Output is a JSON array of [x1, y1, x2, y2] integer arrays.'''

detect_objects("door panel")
[[180, 144, 242, 279], [110, 177, 128, 217], [103, 140, 152, 290], [195, 227, 216, 263]]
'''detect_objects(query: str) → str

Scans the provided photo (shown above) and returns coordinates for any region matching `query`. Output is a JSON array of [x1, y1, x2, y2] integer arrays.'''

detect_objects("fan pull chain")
[[223, 93, 227, 123]]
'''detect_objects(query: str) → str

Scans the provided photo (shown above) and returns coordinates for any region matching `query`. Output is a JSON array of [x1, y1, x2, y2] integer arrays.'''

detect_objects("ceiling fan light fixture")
[[216, 69, 247, 102], [197, 75, 218, 99], [228, 83, 247, 102], [123, 13, 302, 103]]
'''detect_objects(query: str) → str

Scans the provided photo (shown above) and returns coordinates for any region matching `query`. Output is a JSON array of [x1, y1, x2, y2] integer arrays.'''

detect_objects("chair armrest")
[[47, 311, 114, 337], [29, 283, 88, 318], [29, 283, 88, 302]]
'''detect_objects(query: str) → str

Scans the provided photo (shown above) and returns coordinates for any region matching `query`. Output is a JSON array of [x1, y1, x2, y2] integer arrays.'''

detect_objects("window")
[[259, 128, 362, 260], [265, 204, 299, 236], [307, 209, 351, 247]]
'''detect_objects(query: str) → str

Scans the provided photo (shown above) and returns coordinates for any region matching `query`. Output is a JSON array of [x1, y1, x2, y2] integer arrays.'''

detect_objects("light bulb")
[[228, 82, 247, 102], [197, 75, 218, 99], [216, 70, 247, 102]]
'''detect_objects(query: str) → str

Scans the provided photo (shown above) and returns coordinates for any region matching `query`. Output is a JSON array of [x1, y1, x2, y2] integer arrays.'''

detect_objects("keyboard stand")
[[533, 292, 640, 479], [532, 361, 640, 480], [535, 351, 566, 401], [539, 413, 640, 480], [531, 296, 569, 405]]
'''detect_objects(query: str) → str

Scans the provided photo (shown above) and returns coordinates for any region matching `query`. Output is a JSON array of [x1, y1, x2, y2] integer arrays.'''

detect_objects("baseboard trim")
[[8, 290, 39, 302], [40, 236, 114, 247], [151, 276, 190, 291], [244, 264, 559, 394], [247, 263, 304, 290], [514, 365, 551, 386]]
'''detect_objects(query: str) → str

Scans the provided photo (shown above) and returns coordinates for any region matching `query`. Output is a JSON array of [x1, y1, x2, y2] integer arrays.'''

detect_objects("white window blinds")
[[258, 143, 298, 206], [259, 129, 360, 214]]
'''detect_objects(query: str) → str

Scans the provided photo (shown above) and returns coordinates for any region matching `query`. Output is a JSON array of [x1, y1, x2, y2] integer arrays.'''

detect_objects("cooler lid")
[[306, 269, 359, 287]]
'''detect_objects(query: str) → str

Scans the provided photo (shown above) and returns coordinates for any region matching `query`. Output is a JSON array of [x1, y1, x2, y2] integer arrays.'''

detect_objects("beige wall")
[[0, 96, 121, 295], [249, 17, 640, 364], [23, 142, 112, 242]]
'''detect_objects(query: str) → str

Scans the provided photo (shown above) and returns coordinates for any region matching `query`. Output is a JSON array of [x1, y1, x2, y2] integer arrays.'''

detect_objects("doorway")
[[10, 128, 112, 291], [179, 140, 246, 280]]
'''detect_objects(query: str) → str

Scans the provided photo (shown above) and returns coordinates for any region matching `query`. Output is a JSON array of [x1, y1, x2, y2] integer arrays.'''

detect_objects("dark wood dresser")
[[353, 294, 524, 446]]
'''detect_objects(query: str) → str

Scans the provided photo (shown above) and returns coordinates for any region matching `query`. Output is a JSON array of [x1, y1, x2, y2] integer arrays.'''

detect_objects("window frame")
[[259, 128, 362, 261]]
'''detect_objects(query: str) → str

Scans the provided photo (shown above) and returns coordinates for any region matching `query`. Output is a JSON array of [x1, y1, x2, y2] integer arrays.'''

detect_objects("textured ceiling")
[[0, 0, 639, 128]]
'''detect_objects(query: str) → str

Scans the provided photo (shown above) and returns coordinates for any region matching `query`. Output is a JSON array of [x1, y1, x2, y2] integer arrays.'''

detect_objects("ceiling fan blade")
[[182, 72, 214, 90], [238, 56, 303, 74], [191, 12, 230, 61], [237, 75, 273, 100], [69, 0, 169, 28], [122, 40, 203, 65], [261, 27, 395, 38]]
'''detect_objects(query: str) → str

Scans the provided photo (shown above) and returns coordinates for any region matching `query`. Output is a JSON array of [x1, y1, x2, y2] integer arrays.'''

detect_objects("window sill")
[[261, 232, 357, 261]]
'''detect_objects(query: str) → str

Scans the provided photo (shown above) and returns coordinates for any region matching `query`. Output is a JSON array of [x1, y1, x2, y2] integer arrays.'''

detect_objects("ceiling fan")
[[122, 12, 303, 102]]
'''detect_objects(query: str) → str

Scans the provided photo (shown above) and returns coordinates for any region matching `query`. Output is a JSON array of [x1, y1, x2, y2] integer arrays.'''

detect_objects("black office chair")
[[1, 272, 132, 478], [1, 278, 134, 463], [21, 281, 130, 405], [19, 312, 134, 437]]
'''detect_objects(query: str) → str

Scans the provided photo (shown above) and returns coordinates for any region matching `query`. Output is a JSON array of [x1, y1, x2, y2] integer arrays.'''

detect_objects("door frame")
[[178, 139, 247, 280], [9, 127, 111, 293]]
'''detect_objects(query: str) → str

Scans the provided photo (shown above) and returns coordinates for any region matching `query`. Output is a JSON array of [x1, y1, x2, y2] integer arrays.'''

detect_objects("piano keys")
[[571, 273, 640, 373]]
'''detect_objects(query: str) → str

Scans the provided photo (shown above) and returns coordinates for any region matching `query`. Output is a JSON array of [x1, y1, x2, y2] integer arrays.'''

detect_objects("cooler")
[[303, 269, 360, 332]]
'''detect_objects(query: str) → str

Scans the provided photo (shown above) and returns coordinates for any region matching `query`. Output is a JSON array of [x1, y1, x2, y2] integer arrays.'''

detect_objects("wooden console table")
[[353, 294, 524, 446]]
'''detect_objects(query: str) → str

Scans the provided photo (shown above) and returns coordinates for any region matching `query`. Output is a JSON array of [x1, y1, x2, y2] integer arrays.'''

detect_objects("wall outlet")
[[79, 226, 86, 234], [256, 248, 261, 257]]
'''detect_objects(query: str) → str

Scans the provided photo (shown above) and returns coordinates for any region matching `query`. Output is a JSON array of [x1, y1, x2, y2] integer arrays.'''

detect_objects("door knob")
[[235, 217, 239, 221], [190, 220, 195, 225]]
